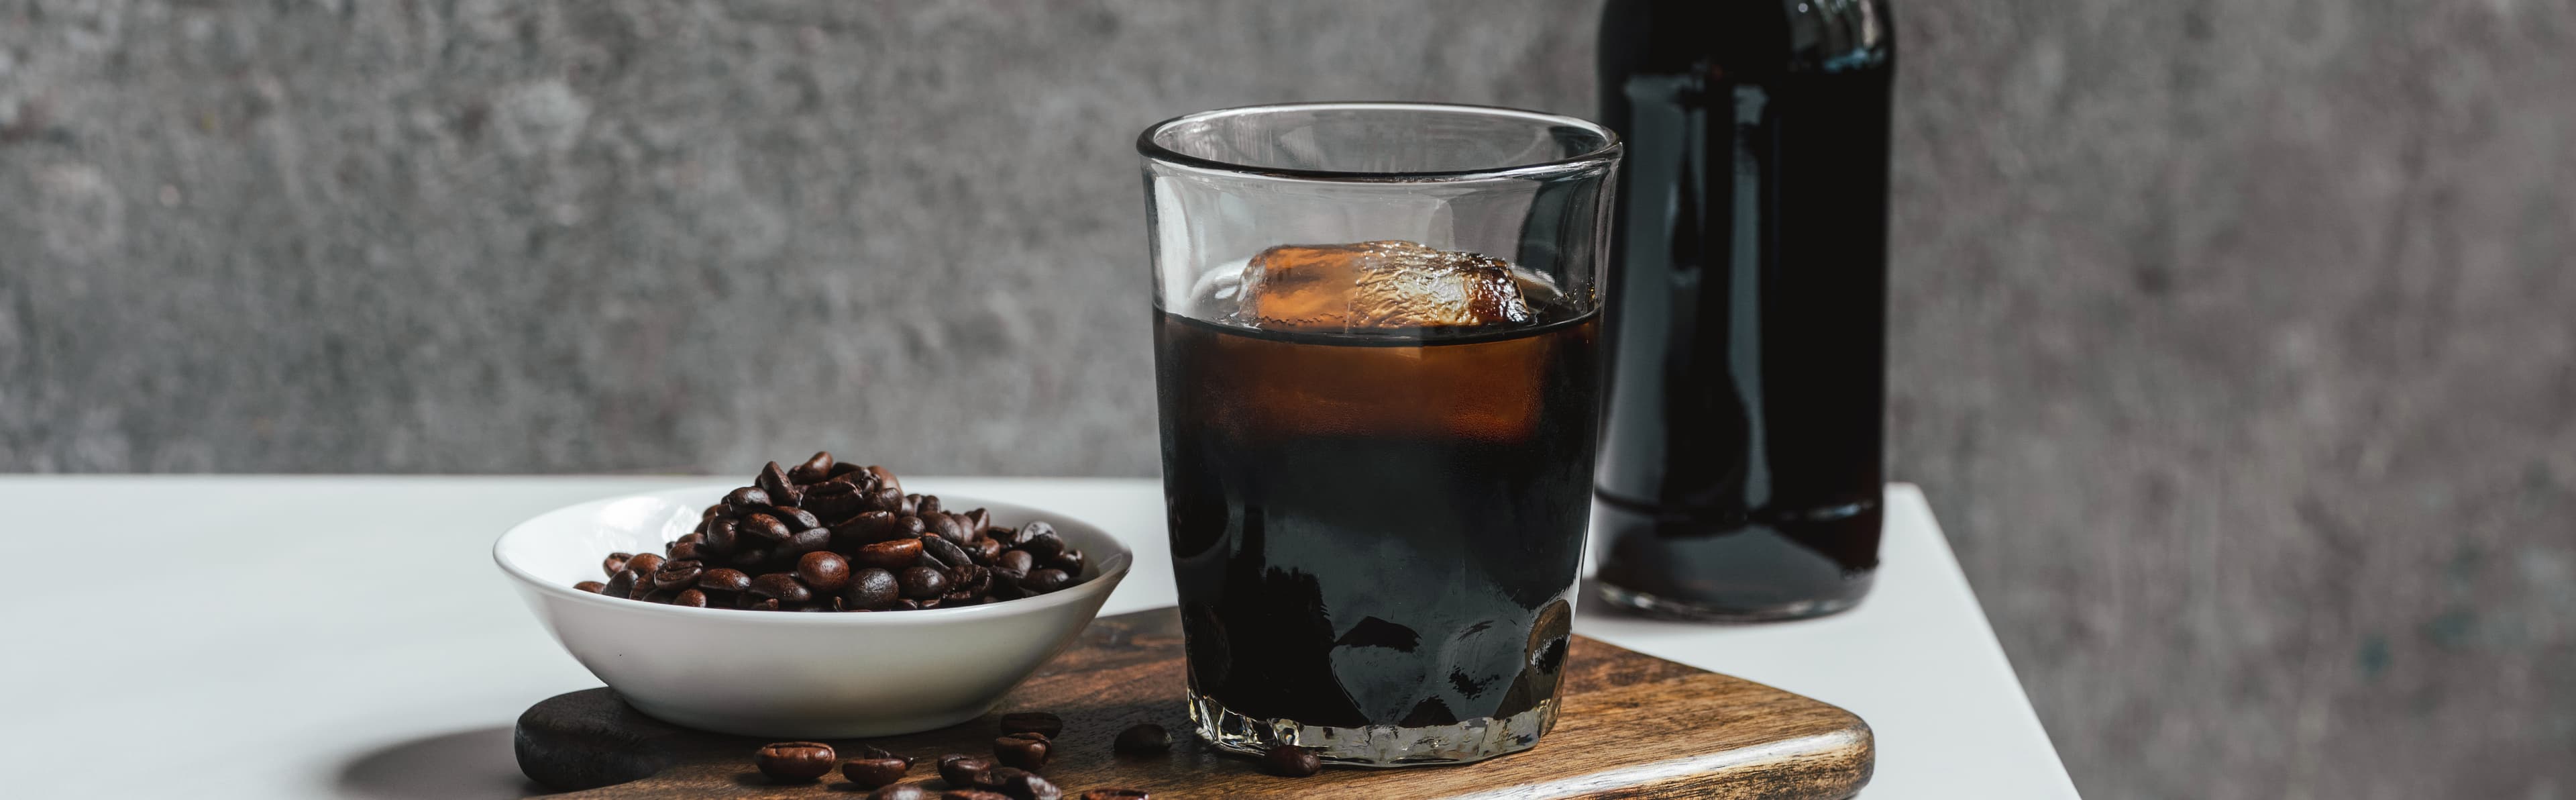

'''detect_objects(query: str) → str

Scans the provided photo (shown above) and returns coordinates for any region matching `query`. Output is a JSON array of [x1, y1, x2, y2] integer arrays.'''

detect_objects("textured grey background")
[[4, 1, 2572, 797]]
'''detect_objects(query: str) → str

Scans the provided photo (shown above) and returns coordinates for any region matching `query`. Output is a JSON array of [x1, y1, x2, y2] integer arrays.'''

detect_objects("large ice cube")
[[1236, 240, 1533, 330]]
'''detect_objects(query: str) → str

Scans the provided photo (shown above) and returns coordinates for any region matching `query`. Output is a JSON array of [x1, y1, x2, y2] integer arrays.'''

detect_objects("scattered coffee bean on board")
[[998, 711, 1064, 738], [937, 754, 993, 787], [570, 452, 1087, 611], [1112, 723, 1171, 755], [969, 766, 1061, 800], [993, 732, 1051, 770], [1260, 744, 1322, 777], [841, 754, 913, 788], [753, 741, 837, 782]]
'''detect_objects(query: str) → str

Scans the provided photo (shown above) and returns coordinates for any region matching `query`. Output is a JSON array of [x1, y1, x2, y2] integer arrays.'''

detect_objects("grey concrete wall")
[[4, 1, 2571, 797]]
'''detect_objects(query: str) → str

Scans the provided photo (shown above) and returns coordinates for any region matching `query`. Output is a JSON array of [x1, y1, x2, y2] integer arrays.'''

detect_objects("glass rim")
[[1136, 101, 1623, 183]]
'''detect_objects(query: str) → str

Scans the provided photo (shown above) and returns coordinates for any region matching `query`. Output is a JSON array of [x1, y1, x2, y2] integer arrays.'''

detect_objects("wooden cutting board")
[[516, 609, 1873, 799]]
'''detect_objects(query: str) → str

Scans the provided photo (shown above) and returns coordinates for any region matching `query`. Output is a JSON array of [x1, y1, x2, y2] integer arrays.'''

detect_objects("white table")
[[0, 477, 2076, 799]]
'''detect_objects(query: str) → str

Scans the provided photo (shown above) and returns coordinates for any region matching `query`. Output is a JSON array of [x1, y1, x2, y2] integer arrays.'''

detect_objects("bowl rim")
[[492, 483, 1134, 626]]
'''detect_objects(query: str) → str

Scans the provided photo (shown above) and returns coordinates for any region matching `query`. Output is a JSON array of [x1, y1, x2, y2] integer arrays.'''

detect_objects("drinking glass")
[[1137, 102, 1619, 766]]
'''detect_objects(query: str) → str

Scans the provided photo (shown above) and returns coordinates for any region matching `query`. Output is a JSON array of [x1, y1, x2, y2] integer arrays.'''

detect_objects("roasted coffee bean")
[[834, 511, 904, 546], [757, 461, 801, 506], [784, 526, 833, 556], [1112, 723, 1171, 755], [846, 567, 900, 609], [973, 536, 1004, 564], [995, 550, 1036, 575], [653, 560, 704, 590], [602, 568, 638, 597], [859, 485, 903, 514], [572, 581, 606, 593], [936, 754, 992, 786], [897, 493, 920, 516], [769, 505, 822, 532], [667, 541, 706, 562], [790, 451, 836, 483], [943, 791, 1012, 800], [749, 572, 814, 603], [964, 509, 992, 535], [704, 517, 741, 554], [623, 552, 667, 577], [998, 711, 1063, 738], [969, 767, 1059, 800], [797, 551, 853, 592], [857, 538, 924, 570], [641, 587, 679, 603], [841, 757, 911, 788], [928, 513, 969, 546], [1259, 744, 1322, 777], [1079, 790, 1149, 800], [743, 597, 782, 611], [1046, 549, 1085, 574], [871, 784, 936, 800], [914, 493, 941, 515], [742, 513, 793, 542], [629, 572, 659, 599], [866, 465, 902, 495], [803, 481, 862, 519], [727, 487, 773, 509], [730, 546, 773, 568], [953, 564, 992, 595], [1007, 521, 1053, 547], [698, 567, 752, 593], [894, 598, 922, 611], [672, 589, 710, 607], [676, 531, 705, 546], [1016, 531, 1065, 561], [602, 552, 632, 578], [992, 732, 1049, 770], [899, 566, 949, 599], [921, 535, 971, 570], [1020, 568, 1071, 594], [753, 741, 837, 782]]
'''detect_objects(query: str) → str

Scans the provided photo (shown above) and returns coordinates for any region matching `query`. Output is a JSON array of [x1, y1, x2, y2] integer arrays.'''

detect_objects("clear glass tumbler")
[[1137, 103, 1620, 766]]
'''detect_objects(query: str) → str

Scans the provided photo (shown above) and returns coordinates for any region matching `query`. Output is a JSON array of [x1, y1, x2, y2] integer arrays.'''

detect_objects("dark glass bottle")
[[1593, 0, 1894, 619]]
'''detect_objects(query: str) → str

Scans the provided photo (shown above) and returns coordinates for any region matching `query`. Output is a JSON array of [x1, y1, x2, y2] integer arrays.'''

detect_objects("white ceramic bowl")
[[494, 485, 1132, 738]]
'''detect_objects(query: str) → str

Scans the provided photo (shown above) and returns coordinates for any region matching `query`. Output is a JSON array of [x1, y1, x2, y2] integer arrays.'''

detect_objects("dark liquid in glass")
[[1155, 307, 1597, 728], [1594, 0, 1894, 617]]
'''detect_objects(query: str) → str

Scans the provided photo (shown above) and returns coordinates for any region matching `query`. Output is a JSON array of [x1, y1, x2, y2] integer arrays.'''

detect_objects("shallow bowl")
[[493, 485, 1132, 738]]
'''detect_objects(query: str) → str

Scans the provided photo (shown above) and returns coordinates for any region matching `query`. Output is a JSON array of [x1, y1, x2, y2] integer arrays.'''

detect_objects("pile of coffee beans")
[[572, 452, 1088, 611]]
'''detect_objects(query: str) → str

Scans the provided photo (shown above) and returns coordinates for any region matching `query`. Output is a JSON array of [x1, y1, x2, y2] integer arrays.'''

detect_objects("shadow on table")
[[335, 725, 552, 799]]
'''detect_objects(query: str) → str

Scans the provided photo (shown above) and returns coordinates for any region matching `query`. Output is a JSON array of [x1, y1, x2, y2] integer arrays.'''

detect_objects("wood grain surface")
[[517, 609, 1873, 799]]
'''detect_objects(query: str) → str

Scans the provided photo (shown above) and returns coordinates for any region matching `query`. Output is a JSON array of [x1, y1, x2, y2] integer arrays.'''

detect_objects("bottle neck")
[[1598, 0, 1894, 79]]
